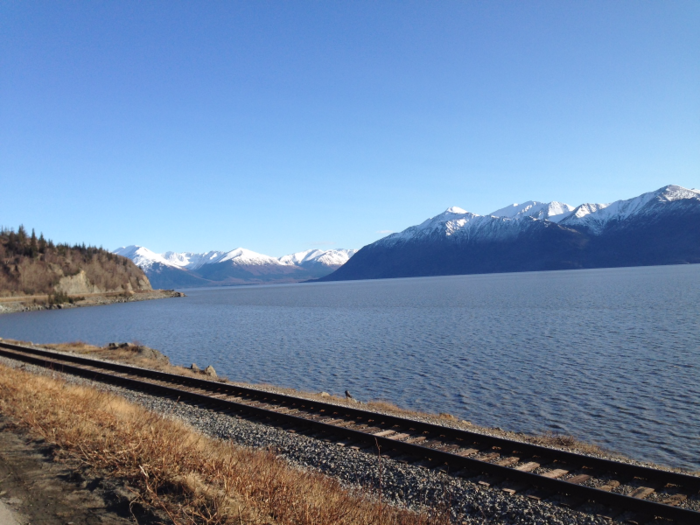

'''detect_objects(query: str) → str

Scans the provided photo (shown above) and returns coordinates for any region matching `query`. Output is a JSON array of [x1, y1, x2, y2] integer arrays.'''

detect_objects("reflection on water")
[[1, 264, 698, 469]]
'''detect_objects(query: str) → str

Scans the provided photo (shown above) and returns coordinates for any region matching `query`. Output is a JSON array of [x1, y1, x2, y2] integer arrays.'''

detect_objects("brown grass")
[[0, 364, 451, 525], [36, 340, 223, 380]]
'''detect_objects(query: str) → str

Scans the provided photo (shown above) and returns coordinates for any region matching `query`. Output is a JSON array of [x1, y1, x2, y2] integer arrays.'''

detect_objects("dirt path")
[[0, 419, 150, 525]]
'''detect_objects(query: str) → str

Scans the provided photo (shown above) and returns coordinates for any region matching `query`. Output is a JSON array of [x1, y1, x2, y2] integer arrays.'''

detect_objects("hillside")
[[321, 185, 700, 281], [0, 226, 152, 297]]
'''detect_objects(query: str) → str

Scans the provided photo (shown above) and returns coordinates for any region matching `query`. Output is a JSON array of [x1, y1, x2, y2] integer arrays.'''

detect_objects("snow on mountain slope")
[[161, 251, 227, 270], [560, 185, 700, 233], [159, 247, 357, 270], [115, 245, 358, 286], [657, 184, 700, 202], [114, 246, 179, 270], [490, 201, 575, 223], [279, 248, 358, 267], [221, 248, 292, 266], [379, 207, 534, 246], [278, 249, 326, 265], [384, 207, 477, 241], [160, 248, 294, 270], [311, 249, 358, 267], [374, 184, 699, 246]]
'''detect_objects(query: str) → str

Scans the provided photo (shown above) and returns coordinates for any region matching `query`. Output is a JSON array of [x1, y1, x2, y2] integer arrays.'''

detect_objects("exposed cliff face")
[[55, 271, 105, 295], [54, 269, 150, 295], [0, 227, 152, 297]]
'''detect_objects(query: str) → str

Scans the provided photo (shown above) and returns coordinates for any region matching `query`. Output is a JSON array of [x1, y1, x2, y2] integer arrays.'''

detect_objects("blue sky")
[[2, 1, 698, 256]]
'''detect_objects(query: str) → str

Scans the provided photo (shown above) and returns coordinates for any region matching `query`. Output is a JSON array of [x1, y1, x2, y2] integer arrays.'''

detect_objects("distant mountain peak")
[[490, 200, 575, 223], [218, 247, 281, 266], [656, 184, 700, 202], [114, 245, 178, 270], [115, 245, 358, 288], [278, 248, 357, 267], [559, 184, 700, 233]]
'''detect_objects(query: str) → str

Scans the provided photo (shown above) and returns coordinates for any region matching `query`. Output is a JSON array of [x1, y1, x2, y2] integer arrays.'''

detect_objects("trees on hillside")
[[0, 225, 150, 296]]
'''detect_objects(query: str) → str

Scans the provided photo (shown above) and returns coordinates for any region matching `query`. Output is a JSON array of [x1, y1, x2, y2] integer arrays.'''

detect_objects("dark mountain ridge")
[[321, 185, 700, 281]]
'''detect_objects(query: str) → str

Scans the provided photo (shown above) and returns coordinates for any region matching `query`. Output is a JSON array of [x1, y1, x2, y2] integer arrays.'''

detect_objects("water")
[[1, 264, 698, 470]]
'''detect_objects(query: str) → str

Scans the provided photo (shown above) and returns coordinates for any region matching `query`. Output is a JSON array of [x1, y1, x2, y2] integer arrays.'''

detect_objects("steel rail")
[[0, 340, 698, 523]]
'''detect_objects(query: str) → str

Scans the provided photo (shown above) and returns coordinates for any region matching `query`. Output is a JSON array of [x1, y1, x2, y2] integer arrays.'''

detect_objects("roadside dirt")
[[0, 417, 159, 525]]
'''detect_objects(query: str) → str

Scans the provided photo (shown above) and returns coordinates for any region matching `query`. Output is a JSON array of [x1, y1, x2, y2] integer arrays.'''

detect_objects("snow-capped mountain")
[[379, 206, 533, 247], [113, 245, 173, 271], [160, 251, 226, 271], [159, 248, 290, 271], [278, 248, 358, 267], [375, 185, 698, 246], [322, 185, 700, 281], [490, 201, 575, 223], [112, 246, 212, 289], [488, 185, 700, 233], [558, 185, 700, 234], [114, 246, 357, 288]]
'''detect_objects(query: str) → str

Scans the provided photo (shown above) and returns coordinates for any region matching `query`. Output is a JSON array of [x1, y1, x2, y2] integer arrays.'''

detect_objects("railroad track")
[[0, 340, 698, 523]]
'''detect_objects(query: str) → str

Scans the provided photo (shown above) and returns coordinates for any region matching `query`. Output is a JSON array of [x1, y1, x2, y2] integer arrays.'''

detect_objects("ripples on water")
[[1, 265, 698, 470]]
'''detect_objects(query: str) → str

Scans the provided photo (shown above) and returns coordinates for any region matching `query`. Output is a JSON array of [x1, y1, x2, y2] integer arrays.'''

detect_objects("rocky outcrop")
[[54, 269, 151, 296], [106, 342, 170, 365], [55, 271, 106, 295]]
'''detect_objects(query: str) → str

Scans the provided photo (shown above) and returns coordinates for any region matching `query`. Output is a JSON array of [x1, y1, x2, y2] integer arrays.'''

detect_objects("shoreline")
[[2, 350, 697, 524], [0, 289, 185, 315], [0, 338, 629, 465], [2, 337, 696, 476], [1, 340, 698, 524]]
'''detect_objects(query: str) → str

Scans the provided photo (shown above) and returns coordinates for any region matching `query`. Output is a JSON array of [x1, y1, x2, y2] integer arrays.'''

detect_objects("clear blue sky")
[[2, 1, 698, 256]]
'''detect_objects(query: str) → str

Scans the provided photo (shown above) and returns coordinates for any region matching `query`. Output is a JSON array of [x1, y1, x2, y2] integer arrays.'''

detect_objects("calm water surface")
[[1, 265, 698, 470]]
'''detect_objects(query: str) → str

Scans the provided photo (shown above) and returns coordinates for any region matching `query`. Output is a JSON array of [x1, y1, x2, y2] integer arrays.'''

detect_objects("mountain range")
[[117, 185, 699, 287], [321, 184, 700, 281], [114, 246, 357, 288]]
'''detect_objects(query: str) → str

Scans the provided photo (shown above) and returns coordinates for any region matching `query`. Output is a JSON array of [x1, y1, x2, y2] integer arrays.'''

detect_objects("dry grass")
[[36, 340, 223, 379], [0, 364, 451, 525]]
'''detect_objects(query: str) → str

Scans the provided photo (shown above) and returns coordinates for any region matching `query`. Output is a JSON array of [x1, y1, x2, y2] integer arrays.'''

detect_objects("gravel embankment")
[[220, 381, 700, 483], [0, 355, 633, 525]]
